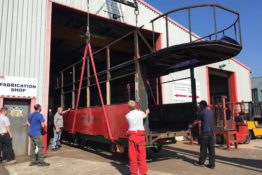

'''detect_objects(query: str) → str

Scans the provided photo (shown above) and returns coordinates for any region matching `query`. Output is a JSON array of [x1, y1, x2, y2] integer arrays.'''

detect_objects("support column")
[[190, 67, 197, 118], [72, 66, 76, 108], [86, 56, 90, 107], [106, 47, 111, 105], [134, 31, 149, 143], [61, 72, 64, 108]]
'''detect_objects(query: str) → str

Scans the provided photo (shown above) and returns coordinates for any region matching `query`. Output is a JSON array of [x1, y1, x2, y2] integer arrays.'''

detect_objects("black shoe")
[[38, 162, 50, 166], [206, 164, 215, 169], [194, 161, 204, 167], [51, 148, 57, 151], [29, 162, 38, 166]]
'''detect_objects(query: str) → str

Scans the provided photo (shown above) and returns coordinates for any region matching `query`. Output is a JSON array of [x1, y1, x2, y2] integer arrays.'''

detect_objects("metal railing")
[[150, 4, 242, 50]]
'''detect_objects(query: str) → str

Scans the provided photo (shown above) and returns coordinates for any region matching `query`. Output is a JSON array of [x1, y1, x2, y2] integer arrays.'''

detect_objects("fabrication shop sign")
[[173, 79, 201, 103], [0, 76, 37, 97]]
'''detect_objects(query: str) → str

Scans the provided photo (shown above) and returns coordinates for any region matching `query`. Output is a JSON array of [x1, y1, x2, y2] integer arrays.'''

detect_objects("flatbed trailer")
[[62, 103, 192, 153]]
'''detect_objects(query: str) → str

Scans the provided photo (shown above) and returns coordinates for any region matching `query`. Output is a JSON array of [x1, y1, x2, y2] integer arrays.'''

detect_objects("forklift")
[[239, 102, 262, 139], [214, 97, 262, 150]]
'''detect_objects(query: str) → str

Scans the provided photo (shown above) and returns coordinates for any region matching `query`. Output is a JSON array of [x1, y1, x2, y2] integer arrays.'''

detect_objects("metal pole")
[[61, 72, 64, 108], [188, 9, 192, 42], [134, 31, 140, 102], [86, 56, 90, 107], [72, 66, 76, 108], [152, 22, 155, 51], [165, 16, 169, 47], [190, 67, 197, 118], [234, 24, 237, 41], [156, 78, 159, 105], [106, 47, 111, 105], [213, 6, 218, 40], [237, 15, 242, 46]]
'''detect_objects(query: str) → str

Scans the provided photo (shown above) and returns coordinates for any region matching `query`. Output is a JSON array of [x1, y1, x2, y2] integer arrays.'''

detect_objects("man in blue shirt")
[[190, 100, 215, 169], [28, 104, 49, 166]]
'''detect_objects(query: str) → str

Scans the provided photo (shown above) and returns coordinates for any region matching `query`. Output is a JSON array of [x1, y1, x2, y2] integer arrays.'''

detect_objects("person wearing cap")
[[189, 100, 215, 169], [125, 100, 150, 175]]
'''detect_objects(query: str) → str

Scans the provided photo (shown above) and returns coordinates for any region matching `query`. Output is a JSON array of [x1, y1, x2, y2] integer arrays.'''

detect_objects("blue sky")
[[145, 0, 262, 77]]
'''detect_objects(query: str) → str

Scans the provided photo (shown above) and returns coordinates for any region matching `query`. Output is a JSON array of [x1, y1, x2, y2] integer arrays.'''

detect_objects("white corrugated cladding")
[[162, 60, 251, 104], [0, 0, 47, 106], [0, 0, 195, 110]]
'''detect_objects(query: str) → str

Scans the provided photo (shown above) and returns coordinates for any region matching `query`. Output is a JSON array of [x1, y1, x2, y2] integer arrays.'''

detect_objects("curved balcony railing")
[[150, 4, 242, 50]]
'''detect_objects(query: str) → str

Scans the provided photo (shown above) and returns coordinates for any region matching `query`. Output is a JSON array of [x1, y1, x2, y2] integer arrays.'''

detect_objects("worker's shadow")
[[110, 161, 130, 175], [166, 146, 262, 173], [146, 148, 196, 164]]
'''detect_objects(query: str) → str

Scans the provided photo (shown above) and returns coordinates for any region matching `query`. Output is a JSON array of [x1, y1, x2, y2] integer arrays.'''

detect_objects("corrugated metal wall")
[[0, 0, 47, 106], [0, 0, 194, 110]]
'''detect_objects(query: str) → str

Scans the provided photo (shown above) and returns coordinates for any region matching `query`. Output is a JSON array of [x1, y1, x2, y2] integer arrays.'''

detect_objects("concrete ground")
[[1, 139, 262, 175]]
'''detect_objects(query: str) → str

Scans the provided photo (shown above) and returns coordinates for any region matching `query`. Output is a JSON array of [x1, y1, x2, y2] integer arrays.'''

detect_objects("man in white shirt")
[[125, 100, 150, 175], [52, 107, 70, 151], [0, 107, 16, 164]]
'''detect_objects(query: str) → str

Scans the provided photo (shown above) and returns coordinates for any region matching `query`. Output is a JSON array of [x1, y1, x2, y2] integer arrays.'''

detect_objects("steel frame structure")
[[55, 4, 243, 148]]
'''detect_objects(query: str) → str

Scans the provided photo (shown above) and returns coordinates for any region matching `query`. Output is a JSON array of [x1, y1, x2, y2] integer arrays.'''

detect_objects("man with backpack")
[[27, 104, 49, 166]]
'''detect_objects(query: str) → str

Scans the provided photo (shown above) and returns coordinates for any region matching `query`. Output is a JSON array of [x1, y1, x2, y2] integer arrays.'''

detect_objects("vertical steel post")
[[188, 9, 192, 42], [134, 30, 149, 144], [165, 16, 169, 47], [234, 24, 237, 41], [86, 56, 90, 107], [61, 72, 64, 108], [106, 47, 111, 105], [190, 68, 197, 118], [152, 22, 155, 51], [156, 78, 159, 105], [134, 31, 140, 102], [72, 66, 76, 108], [213, 6, 218, 41], [237, 15, 242, 46]]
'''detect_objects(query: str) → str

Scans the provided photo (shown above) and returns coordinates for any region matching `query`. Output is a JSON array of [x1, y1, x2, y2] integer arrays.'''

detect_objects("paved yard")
[[1, 139, 261, 175]]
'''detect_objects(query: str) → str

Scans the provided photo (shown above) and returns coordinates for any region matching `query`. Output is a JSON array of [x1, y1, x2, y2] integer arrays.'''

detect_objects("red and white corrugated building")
[[0, 0, 251, 155]]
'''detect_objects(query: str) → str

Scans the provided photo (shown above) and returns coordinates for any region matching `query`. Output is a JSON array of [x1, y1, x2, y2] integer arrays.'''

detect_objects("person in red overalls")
[[125, 100, 150, 175]]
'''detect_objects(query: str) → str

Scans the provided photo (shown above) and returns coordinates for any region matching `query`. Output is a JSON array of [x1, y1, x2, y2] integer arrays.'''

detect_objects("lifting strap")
[[71, 0, 114, 142], [72, 43, 114, 142]]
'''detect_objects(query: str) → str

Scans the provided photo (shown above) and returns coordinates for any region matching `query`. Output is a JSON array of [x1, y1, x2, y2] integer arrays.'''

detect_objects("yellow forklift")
[[242, 102, 262, 138]]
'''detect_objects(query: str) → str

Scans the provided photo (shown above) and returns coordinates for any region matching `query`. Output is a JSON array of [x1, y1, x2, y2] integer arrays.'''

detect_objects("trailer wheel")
[[110, 144, 117, 154], [244, 131, 252, 144], [150, 145, 162, 153]]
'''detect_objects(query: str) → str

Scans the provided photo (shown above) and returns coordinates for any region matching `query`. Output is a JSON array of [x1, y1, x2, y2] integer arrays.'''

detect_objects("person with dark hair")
[[0, 107, 16, 164], [27, 104, 49, 166], [190, 100, 215, 169]]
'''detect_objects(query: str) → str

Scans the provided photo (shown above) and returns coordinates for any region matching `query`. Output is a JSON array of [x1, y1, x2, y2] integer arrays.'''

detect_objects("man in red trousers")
[[125, 100, 150, 175]]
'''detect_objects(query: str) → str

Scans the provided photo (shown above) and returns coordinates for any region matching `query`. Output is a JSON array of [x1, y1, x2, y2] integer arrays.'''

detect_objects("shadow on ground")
[[165, 146, 262, 173]]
